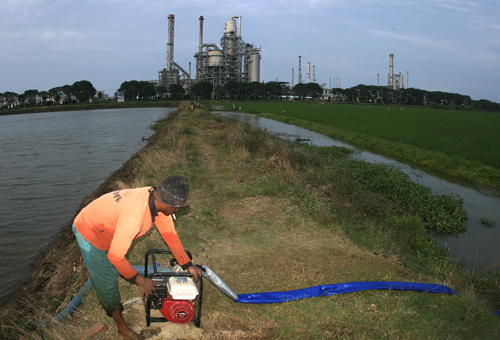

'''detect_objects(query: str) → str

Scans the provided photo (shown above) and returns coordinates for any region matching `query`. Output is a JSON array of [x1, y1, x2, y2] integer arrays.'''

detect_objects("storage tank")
[[207, 50, 223, 67], [249, 51, 260, 82]]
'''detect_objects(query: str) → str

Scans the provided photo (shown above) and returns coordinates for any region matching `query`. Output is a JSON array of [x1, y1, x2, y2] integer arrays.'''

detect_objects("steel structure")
[[195, 16, 261, 87], [387, 53, 404, 89], [158, 14, 192, 90], [158, 14, 261, 92]]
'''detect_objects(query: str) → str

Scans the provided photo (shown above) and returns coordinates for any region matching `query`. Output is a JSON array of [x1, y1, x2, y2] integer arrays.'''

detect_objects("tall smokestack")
[[199, 16, 204, 53], [313, 65, 316, 83], [298, 56, 302, 84], [388, 53, 394, 89], [167, 14, 175, 71], [389, 53, 394, 77], [292, 68, 294, 87], [307, 62, 310, 83]]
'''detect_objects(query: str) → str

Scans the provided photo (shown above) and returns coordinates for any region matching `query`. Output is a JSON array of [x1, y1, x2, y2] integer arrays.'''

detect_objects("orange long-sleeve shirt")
[[74, 187, 191, 279]]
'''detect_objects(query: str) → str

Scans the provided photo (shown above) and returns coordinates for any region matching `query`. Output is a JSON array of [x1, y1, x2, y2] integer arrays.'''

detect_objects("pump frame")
[[144, 249, 203, 327]]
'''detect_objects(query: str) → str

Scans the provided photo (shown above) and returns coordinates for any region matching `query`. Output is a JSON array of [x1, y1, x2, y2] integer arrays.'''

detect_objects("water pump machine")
[[144, 249, 203, 327]]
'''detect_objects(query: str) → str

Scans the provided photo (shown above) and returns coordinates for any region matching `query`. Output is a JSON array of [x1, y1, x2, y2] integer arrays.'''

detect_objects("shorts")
[[72, 224, 123, 316]]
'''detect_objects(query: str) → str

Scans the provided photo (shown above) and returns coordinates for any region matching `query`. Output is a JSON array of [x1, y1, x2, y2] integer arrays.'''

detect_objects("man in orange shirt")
[[73, 174, 201, 340]]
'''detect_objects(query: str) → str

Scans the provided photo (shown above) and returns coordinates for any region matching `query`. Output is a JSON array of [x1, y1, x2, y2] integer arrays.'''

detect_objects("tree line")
[[0, 80, 97, 109], [2, 79, 499, 112], [117, 80, 324, 102], [182, 80, 324, 101], [334, 84, 500, 112], [103, 80, 500, 112]]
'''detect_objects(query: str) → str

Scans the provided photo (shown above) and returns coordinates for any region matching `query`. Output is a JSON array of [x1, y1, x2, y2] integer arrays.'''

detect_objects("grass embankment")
[[1, 103, 499, 339], [214, 101, 500, 191]]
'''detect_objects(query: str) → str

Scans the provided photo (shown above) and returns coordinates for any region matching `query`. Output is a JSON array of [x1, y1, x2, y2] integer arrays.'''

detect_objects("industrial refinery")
[[158, 15, 261, 91], [386, 53, 408, 90], [156, 14, 408, 97]]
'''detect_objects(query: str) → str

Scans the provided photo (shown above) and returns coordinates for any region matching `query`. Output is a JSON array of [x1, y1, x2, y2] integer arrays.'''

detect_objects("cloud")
[[1, 0, 499, 101], [371, 30, 453, 50]]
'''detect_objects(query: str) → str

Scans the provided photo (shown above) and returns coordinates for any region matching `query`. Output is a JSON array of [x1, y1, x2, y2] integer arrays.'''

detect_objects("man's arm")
[[155, 214, 195, 269]]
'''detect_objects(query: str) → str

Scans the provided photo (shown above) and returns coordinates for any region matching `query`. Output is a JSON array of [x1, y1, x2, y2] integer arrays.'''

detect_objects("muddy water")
[[213, 108, 500, 276], [0, 107, 176, 303]]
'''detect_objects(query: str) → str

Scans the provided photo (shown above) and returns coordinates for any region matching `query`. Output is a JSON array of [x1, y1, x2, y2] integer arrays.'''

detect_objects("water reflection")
[[213, 107, 500, 275]]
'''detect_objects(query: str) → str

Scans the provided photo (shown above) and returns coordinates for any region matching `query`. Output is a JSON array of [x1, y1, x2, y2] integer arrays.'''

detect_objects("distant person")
[[72, 174, 202, 340]]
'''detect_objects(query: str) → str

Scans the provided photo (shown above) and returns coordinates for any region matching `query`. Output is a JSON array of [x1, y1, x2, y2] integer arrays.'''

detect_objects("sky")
[[1, 0, 500, 102]]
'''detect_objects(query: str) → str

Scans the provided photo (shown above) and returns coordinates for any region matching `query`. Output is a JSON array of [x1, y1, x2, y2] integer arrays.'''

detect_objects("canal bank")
[[2, 103, 499, 339], [212, 106, 500, 276]]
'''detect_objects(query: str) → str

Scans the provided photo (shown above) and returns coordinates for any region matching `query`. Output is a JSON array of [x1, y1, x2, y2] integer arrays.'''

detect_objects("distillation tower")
[[387, 53, 404, 90], [195, 16, 261, 87]]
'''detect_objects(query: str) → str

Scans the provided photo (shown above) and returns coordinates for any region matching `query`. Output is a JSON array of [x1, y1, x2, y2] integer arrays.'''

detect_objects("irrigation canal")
[[212, 107, 500, 277]]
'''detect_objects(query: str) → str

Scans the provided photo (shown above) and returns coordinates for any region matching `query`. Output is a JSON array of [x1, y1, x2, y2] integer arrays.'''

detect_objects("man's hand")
[[134, 275, 156, 301], [187, 265, 203, 281]]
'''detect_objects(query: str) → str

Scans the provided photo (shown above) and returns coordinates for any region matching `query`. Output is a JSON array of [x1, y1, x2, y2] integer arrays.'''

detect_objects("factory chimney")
[[389, 53, 394, 77], [388, 53, 394, 89], [199, 16, 204, 53], [307, 62, 310, 83], [298, 56, 302, 84], [167, 14, 175, 71]]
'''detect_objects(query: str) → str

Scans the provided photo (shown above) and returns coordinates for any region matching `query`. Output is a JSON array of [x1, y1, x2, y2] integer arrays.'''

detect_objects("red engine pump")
[[159, 295, 196, 324], [145, 249, 203, 327]]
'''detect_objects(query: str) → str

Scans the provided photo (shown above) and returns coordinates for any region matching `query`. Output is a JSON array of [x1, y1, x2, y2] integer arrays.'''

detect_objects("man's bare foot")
[[117, 328, 145, 340], [112, 309, 145, 340]]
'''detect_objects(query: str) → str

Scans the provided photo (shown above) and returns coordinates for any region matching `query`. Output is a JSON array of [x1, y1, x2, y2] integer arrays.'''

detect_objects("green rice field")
[[215, 101, 500, 189]]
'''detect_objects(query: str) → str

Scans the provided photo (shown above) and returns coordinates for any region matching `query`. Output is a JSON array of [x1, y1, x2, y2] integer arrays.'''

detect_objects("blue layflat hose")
[[235, 281, 458, 304]]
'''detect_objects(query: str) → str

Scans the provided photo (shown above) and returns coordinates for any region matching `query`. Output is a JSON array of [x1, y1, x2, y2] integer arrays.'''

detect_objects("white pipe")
[[232, 16, 242, 37]]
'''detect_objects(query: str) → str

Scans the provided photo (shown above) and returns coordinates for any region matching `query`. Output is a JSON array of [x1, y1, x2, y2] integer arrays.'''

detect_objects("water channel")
[[0, 107, 176, 303], [212, 107, 500, 277]]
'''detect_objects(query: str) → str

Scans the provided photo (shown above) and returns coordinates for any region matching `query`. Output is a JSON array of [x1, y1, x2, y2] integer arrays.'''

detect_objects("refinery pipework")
[[195, 15, 261, 87], [159, 14, 261, 91]]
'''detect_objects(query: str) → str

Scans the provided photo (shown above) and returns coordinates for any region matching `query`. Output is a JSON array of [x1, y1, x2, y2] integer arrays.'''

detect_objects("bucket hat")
[[153, 174, 189, 207]]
